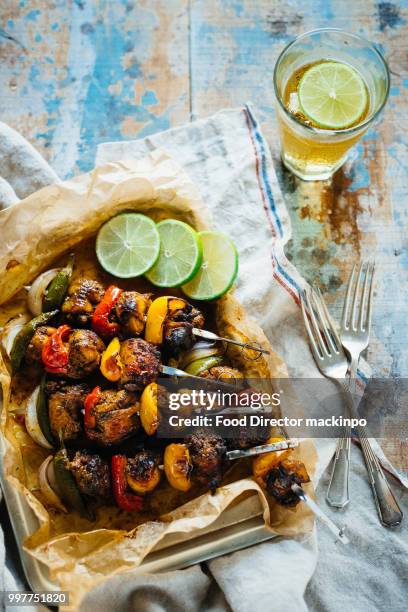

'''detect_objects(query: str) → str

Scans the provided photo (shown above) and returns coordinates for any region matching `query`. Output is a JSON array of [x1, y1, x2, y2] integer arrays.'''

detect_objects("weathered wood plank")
[[190, 0, 408, 469], [0, 0, 190, 176]]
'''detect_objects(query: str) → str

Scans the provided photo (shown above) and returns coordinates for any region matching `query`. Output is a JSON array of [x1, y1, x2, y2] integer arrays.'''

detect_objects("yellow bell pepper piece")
[[100, 337, 122, 382], [140, 382, 159, 436], [252, 436, 293, 489], [126, 464, 161, 495], [164, 443, 192, 492], [145, 296, 188, 344]]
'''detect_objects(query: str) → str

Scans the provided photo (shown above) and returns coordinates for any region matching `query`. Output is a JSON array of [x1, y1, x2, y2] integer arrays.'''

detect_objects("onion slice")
[[38, 455, 67, 512], [1, 314, 30, 357], [27, 268, 60, 316], [25, 386, 53, 449], [180, 341, 221, 370]]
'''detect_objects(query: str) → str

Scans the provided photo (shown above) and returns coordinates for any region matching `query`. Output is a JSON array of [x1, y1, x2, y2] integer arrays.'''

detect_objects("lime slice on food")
[[182, 231, 238, 301], [298, 61, 368, 129], [145, 219, 203, 287], [96, 213, 160, 278]]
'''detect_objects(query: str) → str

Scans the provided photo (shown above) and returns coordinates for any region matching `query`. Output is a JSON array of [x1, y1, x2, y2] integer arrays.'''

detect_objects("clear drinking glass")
[[273, 29, 390, 181]]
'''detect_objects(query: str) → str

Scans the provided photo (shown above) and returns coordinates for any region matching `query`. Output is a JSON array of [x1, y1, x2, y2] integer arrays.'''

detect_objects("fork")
[[301, 289, 350, 508], [325, 263, 374, 508], [301, 285, 403, 527], [337, 262, 402, 527]]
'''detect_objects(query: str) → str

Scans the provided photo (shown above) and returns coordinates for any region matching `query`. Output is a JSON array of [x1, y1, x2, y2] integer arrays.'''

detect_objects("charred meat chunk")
[[229, 427, 269, 450], [86, 389, 140, 446], [25, 326, 57, 365], [45, 380, 89, 441], [62, 279, 105, 325], [69, 451, 111, 499], [119, 338, 161, 391], [66, 329, 105, 379], [186, 432, 227, 493], [126, 450, 161, 494], [265, 459, 310, 506], [114, 291, 152, 337], [163, 303, 204, 357], [163, 323, 194, 357]]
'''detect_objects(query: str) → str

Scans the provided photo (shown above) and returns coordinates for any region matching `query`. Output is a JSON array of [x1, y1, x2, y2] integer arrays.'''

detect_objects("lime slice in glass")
[[96, 213, 160, 278], [145, 219, 203, 287], [298, 61, 368, 129], [182, 231, 238, 301]]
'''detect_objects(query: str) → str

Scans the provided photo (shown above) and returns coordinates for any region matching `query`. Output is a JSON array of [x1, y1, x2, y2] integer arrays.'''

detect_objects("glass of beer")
[[273, 29, 390, 181]]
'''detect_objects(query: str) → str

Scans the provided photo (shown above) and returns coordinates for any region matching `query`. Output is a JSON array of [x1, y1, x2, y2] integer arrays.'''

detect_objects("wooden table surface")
[[0, 1, 407, 468]]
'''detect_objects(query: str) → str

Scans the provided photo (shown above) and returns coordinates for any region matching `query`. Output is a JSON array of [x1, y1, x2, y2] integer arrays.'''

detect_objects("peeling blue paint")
[[141, 90, 158, 106], [25, 9, 40, 21]]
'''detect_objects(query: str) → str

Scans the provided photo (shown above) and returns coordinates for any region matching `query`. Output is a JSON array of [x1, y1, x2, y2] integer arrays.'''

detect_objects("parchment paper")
[[0, 151, 316, 610]]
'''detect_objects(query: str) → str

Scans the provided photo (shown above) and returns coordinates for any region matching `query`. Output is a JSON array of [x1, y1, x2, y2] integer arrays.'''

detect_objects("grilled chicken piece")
[[186, 432, 227, 493], [114, 291, 152, 337], [62, 279, 104, 325], [45, 381, 89, 441], [119, 338, 161, 391], [229, 428, 269, 450], [25, 326, 57, 365], [66, 329, 105, 379], [85, 388, 140, 446], [163, 303, 204, 356], [264, 459, 310, 506], [69, 451, 111, 499], [126, 450, 161, 495]]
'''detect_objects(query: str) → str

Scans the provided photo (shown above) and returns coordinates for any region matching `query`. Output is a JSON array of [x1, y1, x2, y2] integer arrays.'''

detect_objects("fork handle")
[[358, 434, 403, 528], [326, 433, 350, 508], [340, 383, 403, 526]]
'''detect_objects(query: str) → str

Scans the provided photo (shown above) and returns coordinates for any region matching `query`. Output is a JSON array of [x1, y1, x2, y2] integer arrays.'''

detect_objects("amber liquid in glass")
[[278, 60, 370, 179]]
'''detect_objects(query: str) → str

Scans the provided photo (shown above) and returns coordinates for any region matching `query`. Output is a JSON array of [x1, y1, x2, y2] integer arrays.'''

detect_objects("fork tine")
[[341, 264, 357, 330], [314, 287, 342, 354], [358, 262, 371, 331], [310, 289, 336, 355], [300, 291, 324, 362], [304, 288, 329, 357], [351, 261, 365, 331], [366, 263, 375, 333]]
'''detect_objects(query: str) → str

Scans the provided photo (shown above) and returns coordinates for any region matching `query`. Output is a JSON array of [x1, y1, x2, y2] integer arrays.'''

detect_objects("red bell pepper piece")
[[112, 455, 144, 512], [92, 285, 123, 339], [42, 325, 71, 374], [84, 386, 102, 430]]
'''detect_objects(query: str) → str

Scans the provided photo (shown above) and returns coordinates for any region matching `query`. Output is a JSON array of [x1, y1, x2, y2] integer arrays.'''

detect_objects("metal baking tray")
[[0, 435, 275, 593]]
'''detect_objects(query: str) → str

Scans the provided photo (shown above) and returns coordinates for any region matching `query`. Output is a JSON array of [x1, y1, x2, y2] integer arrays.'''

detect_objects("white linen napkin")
[[0, 108, 407, 612]]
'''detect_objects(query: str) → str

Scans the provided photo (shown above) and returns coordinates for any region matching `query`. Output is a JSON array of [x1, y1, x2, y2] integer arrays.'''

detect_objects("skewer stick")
[[226, 438, 299, 460], [193, 328, 270, 356], [291, 484, 349, 544]]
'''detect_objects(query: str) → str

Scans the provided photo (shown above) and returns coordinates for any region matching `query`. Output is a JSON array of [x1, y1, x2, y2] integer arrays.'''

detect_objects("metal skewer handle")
[[193, 328, 270, 356], [292, 484, 349, 545], [227, 438, 299, 460]]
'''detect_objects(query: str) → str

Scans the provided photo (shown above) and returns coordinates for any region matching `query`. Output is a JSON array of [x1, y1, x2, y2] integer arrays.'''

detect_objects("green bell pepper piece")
[[43, 254, 74, 312], [53, 450, 93, 520], [9, 310, 58, 374], [185, 355, 224, 376], [36, 375, 55, 447]]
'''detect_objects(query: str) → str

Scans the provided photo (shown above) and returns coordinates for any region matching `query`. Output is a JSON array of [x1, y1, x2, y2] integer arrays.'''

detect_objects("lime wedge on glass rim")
[[96, 213, 160, 278], [145, 219, 203, 287], [182, 231, 238, 301], [298, 61, 368, 129]]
